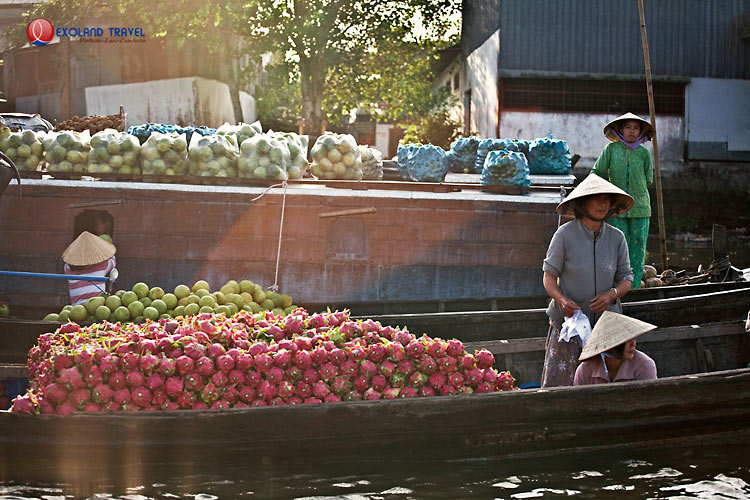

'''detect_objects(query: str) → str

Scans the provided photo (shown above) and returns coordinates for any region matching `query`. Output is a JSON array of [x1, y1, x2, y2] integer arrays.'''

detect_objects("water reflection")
[[1, 443, 749, 499]]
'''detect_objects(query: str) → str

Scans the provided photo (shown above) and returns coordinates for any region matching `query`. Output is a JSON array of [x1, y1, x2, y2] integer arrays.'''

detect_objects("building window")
[[452, 72, 460, 92], [501, 78, 685, 115]]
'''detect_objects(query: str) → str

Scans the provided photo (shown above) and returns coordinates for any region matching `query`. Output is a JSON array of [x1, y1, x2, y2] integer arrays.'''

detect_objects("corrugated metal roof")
[[464, 0, 750, 79]]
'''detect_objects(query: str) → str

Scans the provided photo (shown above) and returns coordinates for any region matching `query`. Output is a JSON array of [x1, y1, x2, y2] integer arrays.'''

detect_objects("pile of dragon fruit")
[[11, 308, 515, 415]]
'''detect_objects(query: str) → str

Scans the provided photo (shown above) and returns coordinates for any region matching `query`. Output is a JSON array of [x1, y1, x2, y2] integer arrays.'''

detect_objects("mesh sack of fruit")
[[272, 132, 308, 179], [396, 143, 418, 180], [87, 129, 141, 175], [217, 121, 262, 147], [43, 130, 91, 174], [402, 144, 449, 183], [188, 133, 239, 180], [0, 127, 44, 171], [140, 132, 189, 176], [480, 150, 531, 187], [237, 133, 290, 181], [359, 145, 383, 180], [446, 137, 479, 173], [474, 138, 509, 174], [309, 133, 362, 180], [526, 137, 571, 175]]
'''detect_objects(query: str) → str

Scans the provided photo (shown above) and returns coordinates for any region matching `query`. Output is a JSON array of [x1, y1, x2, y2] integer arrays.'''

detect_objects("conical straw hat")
[[62, 231, 116, 266], [579, 311, 657, 361], [603, 112, 654, 142], [556, 174, 634, 218]]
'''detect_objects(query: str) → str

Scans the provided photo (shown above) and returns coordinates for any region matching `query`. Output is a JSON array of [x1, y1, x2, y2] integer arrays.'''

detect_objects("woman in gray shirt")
[[541, 175, 635, 387]]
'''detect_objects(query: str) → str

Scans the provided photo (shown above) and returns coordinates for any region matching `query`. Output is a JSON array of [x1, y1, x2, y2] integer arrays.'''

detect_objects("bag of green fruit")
[[43, 130, 91, 174], [0, 127, 44, 171], [217, 121, 262, 147], [88, 129, 142, 175], [359, 145, 383, 180], [309, 132, 362, 180], [187, 133, 239, 181], [237, 132, 290, 181], [272, 132, 308, 179], [140, 132, 189, 177]]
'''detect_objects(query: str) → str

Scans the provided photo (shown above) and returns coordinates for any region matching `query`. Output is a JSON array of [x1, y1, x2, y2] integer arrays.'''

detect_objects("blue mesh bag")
[[446, 137, 479, 173], [474, 138, 507, 173], [480, 150, 531, 187], [526, 137, 571, 175]]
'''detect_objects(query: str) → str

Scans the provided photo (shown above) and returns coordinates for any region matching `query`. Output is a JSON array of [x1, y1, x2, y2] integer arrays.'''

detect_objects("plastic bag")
[[527, 137, 571, 175], [43, 130, 91, 174], [396, 143, 418, 180], [559, 310, 592, 347], [0, 127, 44, 171], [446, 137, 479, 173], [140, 132, 188, 176], [237, 132, 290, 181], [480, 150, 531, 187], [217, 121, 262, 147], [272, 132, 308, 179], [359, 145, 383, 180], [309, 133, 362, 180], [88, 129, 141, 175], [405, 144, 449, 182], [188, 133, 239, 180]]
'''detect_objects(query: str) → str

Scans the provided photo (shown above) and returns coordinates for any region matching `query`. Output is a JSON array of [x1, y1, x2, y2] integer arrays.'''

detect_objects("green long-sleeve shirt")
[[590, 141, 653, 218]]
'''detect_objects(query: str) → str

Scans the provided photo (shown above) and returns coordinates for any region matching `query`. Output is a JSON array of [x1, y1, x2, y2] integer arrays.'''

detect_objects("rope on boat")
[[249, 180, 289, 293]]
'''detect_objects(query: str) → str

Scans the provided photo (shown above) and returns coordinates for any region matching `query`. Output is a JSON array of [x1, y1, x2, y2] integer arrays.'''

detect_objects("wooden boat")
[[311, 279, 750, 315], [1, 321, 748, 486], [360, 287, 750, 342]]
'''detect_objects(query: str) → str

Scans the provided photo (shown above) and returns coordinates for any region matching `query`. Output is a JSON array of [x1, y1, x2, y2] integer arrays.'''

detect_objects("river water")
[[2, 442, 749, 499]]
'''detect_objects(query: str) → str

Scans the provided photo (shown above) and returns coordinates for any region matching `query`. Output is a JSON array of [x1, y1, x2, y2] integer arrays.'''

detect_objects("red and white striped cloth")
[[64, 256, 116, 305]]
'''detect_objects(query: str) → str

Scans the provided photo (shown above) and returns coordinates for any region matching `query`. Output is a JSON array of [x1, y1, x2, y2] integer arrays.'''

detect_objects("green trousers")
[[609, 216, 650, 289]]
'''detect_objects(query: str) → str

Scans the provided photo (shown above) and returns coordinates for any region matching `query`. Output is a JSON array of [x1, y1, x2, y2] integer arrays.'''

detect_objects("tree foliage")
[[17, 0, 461, 132]]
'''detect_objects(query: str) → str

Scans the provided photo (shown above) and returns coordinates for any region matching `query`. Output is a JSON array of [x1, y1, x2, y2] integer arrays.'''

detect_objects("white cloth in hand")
[[559, 309, 592, 347]]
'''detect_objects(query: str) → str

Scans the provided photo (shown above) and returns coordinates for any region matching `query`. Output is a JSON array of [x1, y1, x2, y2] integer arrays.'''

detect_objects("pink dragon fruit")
[[405, 340, 425, 359], [139, 354, 160, 374], [359, 359, 378, 379], [312, 381, 330, 399], [294, 381, 312, 398], [75, 349, 94, 368], [383, 386, 401, 399], [303, 397, 322, 404], [184, 343, 206, 360], [249, 342, 268, 356], [176, 355, 195, 375], [426, 340, 447, 359], [267, 324, 285, 342], [465, 369, 483, 387], [236, 352, 254, 372], [59, 366, 84, 389], [329, 348, 346, 366], [417, 386, 436, 397], [371, 375, 387, 391], [344, 390, 362, 401], [151, 389, 168, 406], [228, 369, 245, 386], [239, 386, 256, 403], [397, 360, 415, 376], [201, 383, 220, 403], [216, 354, 235, 373], [385, 341, 406, 362], [267, 366, 284, 384], [318, 363, 337, 381], [353, 375, 370, 393], [83, 366, 103, 387], [196, 356, 216, 377], [192, 401, 209, 410], [417, 355, 438, 374], [254, 353, 273, 372], [108, 370, 127, 390], [389, 373, 406, 388], [460, 353, 476, 370], [394, 330, 415, 346], [496, 371, 515, 391], [366, 343, 386, 363], [70, 388, 90, 408], [211, 371, 229, 388], [164, 376, 184, 396], [331, 376, 352, 396], [364, 387, 382, 400], [158, 358, 177, 377], [56, 400, 77, 415], [302, 368, 319, 385], [91, 383, 113, 404], [460, 385, 474, 395], [176, 391, 197, 409], [286, 396, 303, 405], [100, 354, 120, 374], [399, 387, 418, 398], [446, 339, 463, 357], [113, 388, 131, 406], [258, 380, 277, 400], [184, 372, 206, 392], [126, 370, 145, 388], [294, 335, 313, 352], [146, 373, 165, 390], [293, 350, 313, 369], [131, 386, 153, 407], [311, 346, 328, 365], [121, 352, 140, 372], [38, 398, 55, 414], [428, 372, 446, 390], [439, 384, 459, 396], [324, 393, 341, 403], [104, 401, 120, 412], [438, 356, 458, 374], [378, 360, 396, 378], [447, 372, 465, 388], [408, 371, 427, 388], [475, 381, 493, 393], [211, 400, 232, 409], [206, 343, 226, 358], [278, 380, 295, 399], [341, 360, 358, 377], [475, 349, 495, 369], [246, 371, 261, 386], [286, 366, 303, 382]]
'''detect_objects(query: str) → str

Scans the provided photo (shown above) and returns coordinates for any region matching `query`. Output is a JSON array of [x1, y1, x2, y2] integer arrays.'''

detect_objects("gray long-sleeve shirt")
[[543, 219, 634, 328]]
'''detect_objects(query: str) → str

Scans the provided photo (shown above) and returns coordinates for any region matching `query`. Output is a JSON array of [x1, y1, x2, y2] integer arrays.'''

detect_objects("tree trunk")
[[299, 54, 325, 140]]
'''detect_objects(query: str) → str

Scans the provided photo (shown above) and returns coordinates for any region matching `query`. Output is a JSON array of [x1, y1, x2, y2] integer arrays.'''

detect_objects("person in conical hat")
[[574, 311, 658, 385], [540, 176, 635, 388], [62, 231, 117, 305], [591, 112, 655, 290]]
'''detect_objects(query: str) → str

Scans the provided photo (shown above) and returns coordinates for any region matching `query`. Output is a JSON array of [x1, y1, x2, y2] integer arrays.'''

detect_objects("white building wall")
[[85, 77, 236, 127], [686, 78, 750, 151], [465, 30, 498, 138], [499, 111, 685, 170]]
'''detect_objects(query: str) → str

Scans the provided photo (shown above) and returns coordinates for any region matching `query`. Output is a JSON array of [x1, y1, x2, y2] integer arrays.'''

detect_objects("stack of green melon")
[[140, 132, 189, 176], [43, 279, 297, 324], [0, 127, 44, 171], [87, 129, 141, 175], [43, 131, 91, 174]]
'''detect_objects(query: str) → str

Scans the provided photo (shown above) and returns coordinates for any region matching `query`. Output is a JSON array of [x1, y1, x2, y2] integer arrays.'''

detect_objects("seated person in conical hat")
[[62, 231, 117, 306], [574, 311, 657, 385]]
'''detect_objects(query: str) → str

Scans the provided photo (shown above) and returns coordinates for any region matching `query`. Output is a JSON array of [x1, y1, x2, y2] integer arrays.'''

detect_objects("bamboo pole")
[[637, 0, 668, 272]]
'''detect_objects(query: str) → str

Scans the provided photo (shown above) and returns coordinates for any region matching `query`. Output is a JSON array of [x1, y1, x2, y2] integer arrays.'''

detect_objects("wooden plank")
[[318, 207, 377, 218]]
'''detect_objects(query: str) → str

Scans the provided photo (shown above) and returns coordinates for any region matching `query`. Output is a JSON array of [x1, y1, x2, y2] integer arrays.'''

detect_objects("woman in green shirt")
[[590, 113, 654, 289]]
